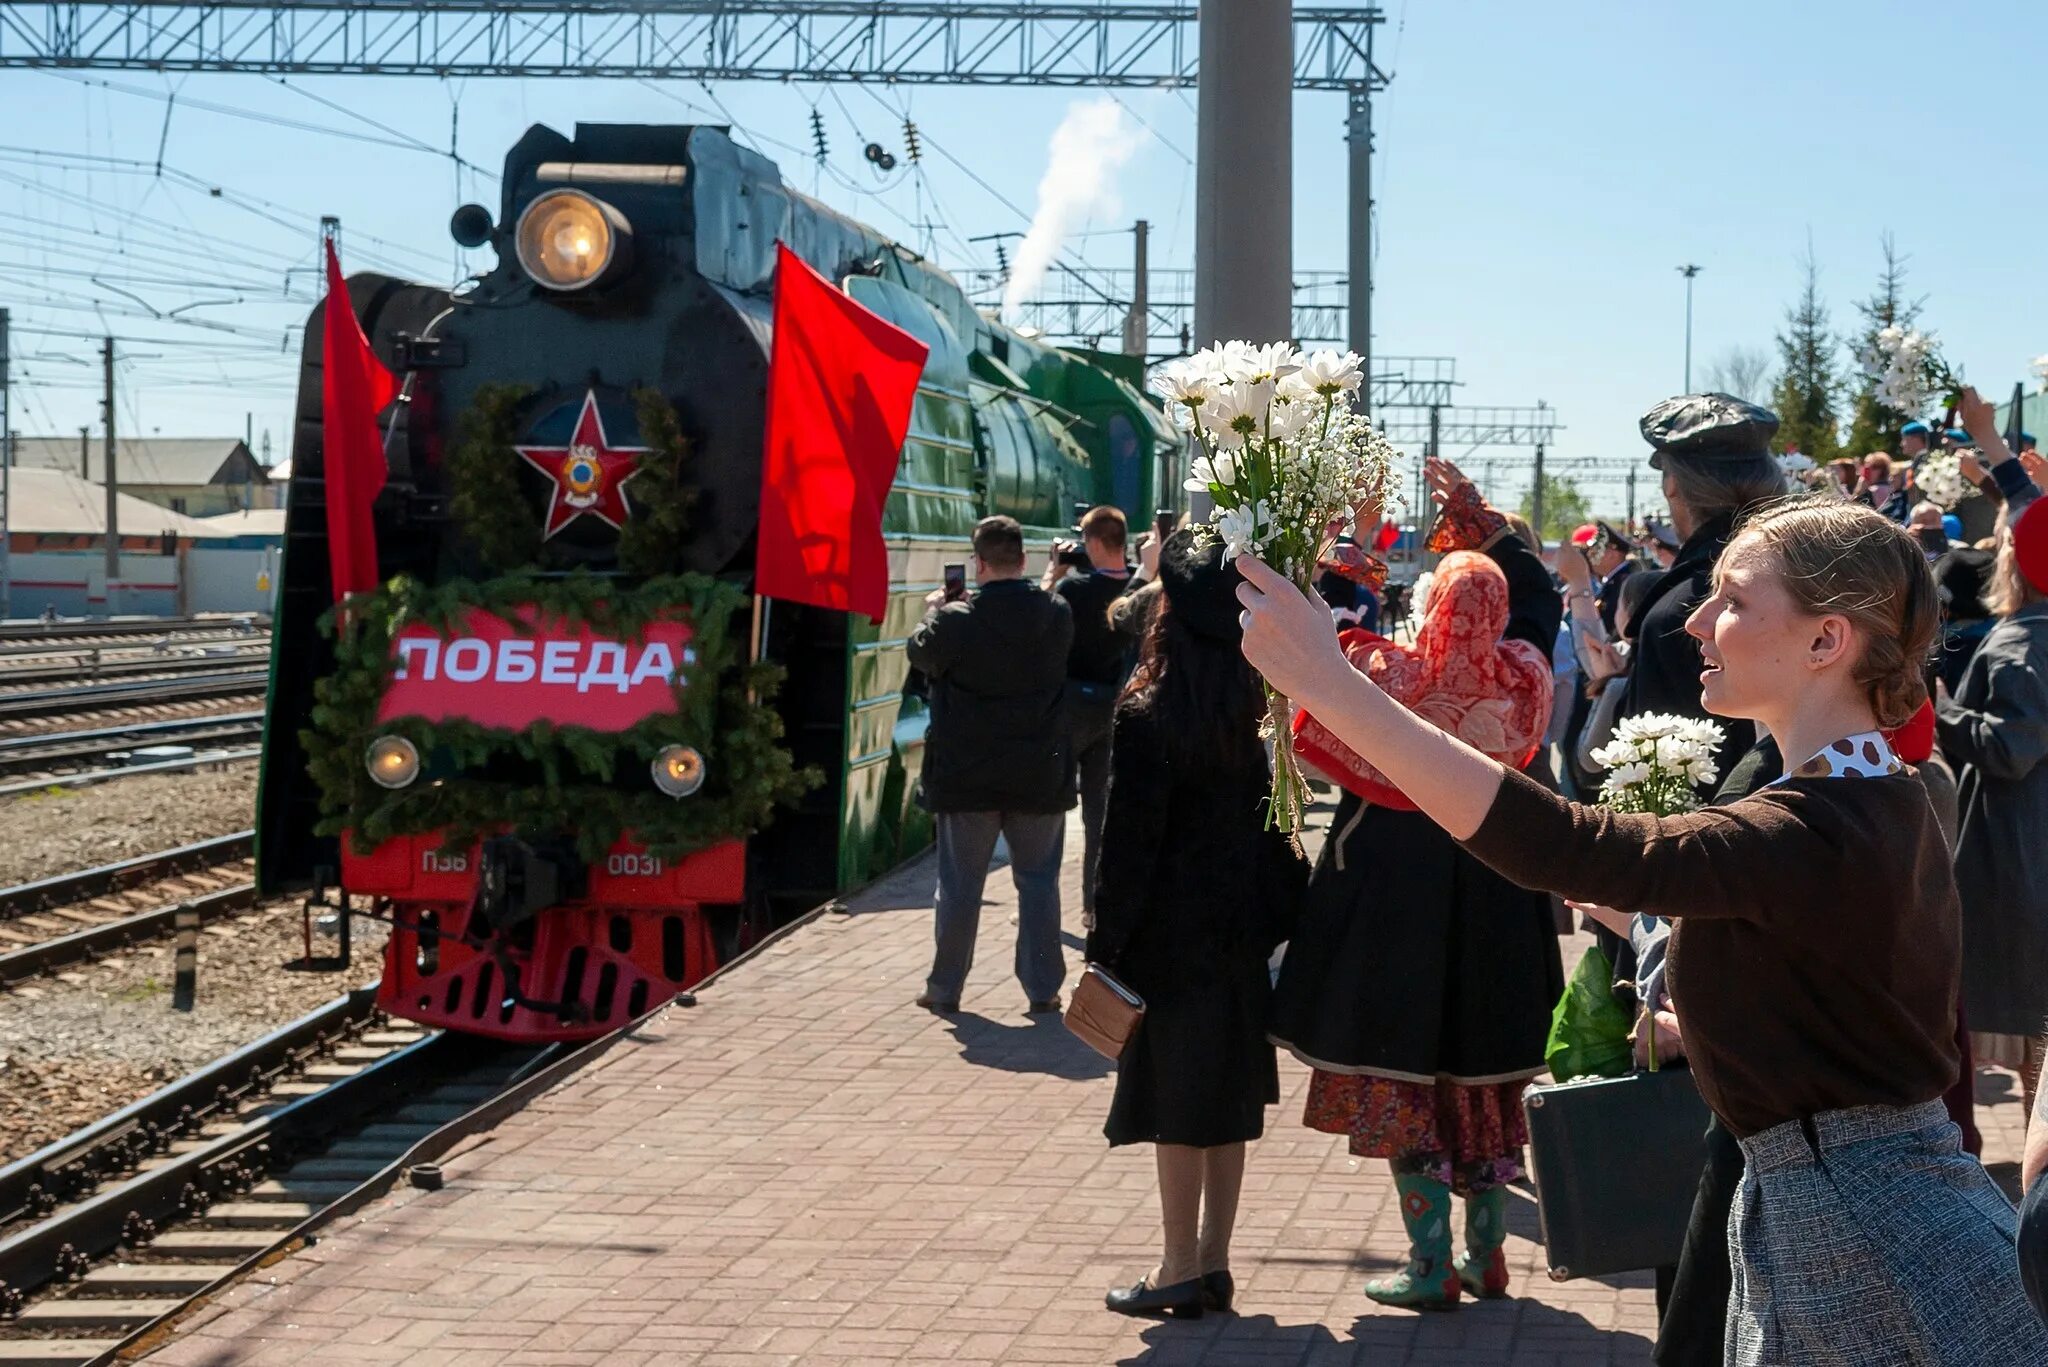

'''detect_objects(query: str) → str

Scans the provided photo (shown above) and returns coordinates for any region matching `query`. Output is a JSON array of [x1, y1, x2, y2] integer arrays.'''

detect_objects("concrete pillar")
[[1194, 0, 1292, 350]]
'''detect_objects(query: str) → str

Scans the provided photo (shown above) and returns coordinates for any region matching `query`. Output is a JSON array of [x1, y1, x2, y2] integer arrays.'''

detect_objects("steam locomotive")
[[256, 121, 1177, 1042]]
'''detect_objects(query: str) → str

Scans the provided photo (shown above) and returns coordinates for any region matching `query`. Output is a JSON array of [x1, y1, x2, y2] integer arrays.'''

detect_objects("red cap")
[[2016, 500, 2048, 597], [1885, 698, 1936, 765], [1570, 524, 1599, 546]]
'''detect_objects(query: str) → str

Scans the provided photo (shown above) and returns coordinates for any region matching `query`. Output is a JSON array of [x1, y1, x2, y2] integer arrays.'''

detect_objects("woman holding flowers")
[[1266, 458, 1563, 1310], [1234, 494, 2044, 1364]]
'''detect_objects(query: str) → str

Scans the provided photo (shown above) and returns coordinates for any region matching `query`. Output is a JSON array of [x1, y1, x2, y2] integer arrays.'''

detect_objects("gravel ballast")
[[0, 761, 259, 886], [0, 906, 390, 1164]]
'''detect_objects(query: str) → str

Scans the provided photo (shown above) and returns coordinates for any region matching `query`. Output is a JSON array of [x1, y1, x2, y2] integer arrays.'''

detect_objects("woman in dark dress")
[[1273, 458, 1563, 1310], [1089, 528, 1306, 1321]]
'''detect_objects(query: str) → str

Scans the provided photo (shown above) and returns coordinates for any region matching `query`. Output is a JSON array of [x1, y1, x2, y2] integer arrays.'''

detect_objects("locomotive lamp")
[[651, 745, 705, 798], [365, 735, 421, 790], [514, 188, 630, 291]]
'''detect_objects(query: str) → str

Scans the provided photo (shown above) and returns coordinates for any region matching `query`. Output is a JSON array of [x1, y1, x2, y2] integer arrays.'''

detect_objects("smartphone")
[[1154, 509, 1175, 544], [943, 562, 967, 601]]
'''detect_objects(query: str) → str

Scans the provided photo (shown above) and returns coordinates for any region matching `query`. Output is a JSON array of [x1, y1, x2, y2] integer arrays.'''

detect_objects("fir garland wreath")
[[305, 572, 816, 864], [447, 383, 698, 576]]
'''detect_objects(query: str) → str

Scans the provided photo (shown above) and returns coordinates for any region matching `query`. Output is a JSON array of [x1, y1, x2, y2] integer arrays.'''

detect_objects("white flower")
[[1194, 340, 1259, 383], [1184, 451, 1243, 493], [1203, 382, 1268, 451], [1215, 500, 1271, 561], [2033, 354, 2048, 394], [1916, 450, 1966, 510], [1297, 348, 1365, 396], [1616, 715, 1676, 743], [1605, 760, 1651, 790], [1151, 358, 1218, 408]]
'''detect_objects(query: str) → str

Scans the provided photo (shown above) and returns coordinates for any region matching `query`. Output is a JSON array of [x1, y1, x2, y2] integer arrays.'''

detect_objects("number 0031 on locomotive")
[[254, 122, 1180, 1043]]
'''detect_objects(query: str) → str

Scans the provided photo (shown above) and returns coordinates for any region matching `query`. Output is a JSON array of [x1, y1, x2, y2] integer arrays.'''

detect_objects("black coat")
[[1086, 703, 1306, 1147], [1618, 513, 1754, 780], [1595, 559, 1637, 637], [1268, 531, 1564, 1084], [906, 579, 1074, 813], [1936, 604, 2048, 1034]]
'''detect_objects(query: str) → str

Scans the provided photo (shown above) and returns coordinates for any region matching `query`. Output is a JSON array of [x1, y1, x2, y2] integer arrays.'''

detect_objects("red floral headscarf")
[[1294, 550, 1554, 810]]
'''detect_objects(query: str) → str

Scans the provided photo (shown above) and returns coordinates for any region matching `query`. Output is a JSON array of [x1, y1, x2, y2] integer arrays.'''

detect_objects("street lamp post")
[[1678, 263, 1701, 392]]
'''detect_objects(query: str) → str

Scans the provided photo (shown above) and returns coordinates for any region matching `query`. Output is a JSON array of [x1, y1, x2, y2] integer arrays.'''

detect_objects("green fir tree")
[[1518, 472, 1592, 542], [1769, 246, 1843, 464], [1843, 233, 1924, 458]]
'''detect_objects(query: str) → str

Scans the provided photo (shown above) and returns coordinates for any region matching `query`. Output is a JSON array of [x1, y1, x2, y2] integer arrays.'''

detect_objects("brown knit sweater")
[[1462, 767, 1960, 1138]]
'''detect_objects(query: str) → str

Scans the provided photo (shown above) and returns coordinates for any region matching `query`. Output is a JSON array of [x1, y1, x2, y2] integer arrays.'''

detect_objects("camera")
[[1057, 501, 1094, 569]]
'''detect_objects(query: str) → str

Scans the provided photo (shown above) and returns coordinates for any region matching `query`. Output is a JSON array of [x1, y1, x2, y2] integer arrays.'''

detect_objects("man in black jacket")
[[908, 515, 1075, 1015]]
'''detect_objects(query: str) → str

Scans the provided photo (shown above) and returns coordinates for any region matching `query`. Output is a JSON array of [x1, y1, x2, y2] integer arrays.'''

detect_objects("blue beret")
[[1943, 514, 1963, 540], [1901, 421, 1930, 436], [2023, 433, 2037, 445], [1946, 429, 1971, 444]]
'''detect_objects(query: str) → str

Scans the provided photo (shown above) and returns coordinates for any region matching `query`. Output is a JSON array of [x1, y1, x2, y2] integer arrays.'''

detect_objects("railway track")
[[0, 618, 266, 653], [0, 672, 269, 726], [0, 987, 606, 1367], [0, 715, 264, 794], [0, 653, 272, 693], [0, 836, 259, 990]]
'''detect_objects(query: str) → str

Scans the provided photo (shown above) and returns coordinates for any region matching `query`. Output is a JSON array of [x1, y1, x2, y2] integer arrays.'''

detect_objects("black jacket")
[[1595, 559, 1636, 637], [1618, 513, 1754, 779], [906, 579, 1074, 813]]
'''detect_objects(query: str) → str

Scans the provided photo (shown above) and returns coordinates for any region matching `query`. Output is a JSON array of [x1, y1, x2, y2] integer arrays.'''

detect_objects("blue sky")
[[3, 0, 2043, 516]]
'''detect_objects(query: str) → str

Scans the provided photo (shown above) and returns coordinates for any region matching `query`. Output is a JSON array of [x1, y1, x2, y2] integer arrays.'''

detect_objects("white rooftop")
[[2, 468, 235, 539]]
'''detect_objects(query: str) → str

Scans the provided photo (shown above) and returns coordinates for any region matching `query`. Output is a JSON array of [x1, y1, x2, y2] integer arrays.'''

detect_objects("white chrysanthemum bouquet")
[[1857, 324, 1962, 419], [1587, 714, 1727, 817], [1915, 449, 1967, 510], [1151, 340, 1402, 845]]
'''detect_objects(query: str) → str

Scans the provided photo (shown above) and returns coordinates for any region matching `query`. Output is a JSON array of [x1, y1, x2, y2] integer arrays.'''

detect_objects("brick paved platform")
[[139, 810, 2033, 1366]]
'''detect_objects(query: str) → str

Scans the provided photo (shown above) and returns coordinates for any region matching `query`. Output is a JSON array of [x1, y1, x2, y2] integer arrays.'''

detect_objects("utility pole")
[[1122, 219, 1149, 357], [1532, 440, 1547, 540], [102, 335, 118, 614], [1626, 467, 1638, 526], [78, 427, 88, 478], [1678, 264, 1701, 392], [1347, 79, 1372, 413], [1194, 0, 1291, 350], [0, 308, 10, 622]]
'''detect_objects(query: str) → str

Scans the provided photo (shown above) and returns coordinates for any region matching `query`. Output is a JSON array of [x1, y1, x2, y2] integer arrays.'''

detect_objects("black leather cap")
[[1158, 527, 1245, 642], [1640, 392, 1781, 468]]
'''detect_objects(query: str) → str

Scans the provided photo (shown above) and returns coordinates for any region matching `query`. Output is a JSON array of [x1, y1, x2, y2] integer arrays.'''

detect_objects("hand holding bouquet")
[[1152, 341, 1403, 846]]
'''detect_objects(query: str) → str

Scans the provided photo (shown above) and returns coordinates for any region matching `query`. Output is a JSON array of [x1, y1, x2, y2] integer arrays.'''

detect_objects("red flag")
[[757, 243, 928, 623], [1372, 518, 1401, 554], [321, 239, 399, 604]]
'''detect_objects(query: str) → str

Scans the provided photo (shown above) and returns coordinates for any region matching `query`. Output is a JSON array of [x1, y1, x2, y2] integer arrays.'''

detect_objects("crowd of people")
[[902, 379, 2048, 1364]]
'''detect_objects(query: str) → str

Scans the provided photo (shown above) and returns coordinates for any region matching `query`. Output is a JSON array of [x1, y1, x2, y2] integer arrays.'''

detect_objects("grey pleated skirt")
[[1729, 1100, 2048, 1366]]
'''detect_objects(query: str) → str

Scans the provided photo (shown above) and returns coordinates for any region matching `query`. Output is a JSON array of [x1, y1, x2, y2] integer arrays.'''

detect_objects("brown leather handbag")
[[1064, 963, 1146, 1060]]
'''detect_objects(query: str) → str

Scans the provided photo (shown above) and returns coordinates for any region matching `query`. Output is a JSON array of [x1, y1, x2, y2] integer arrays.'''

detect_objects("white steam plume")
[[1001, 98, 1145, 320]]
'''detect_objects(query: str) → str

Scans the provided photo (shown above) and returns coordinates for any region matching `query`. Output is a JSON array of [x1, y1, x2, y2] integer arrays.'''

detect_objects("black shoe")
[[915, 993, 959, 1014], [1026, 996, 1062, 1014], [1105, 1275, 1204, 1319], [1201, 1269, 1234, 1312]]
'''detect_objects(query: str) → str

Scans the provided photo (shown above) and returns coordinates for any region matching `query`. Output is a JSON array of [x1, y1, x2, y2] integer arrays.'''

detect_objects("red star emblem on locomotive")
[[514, 390, 647, 538]]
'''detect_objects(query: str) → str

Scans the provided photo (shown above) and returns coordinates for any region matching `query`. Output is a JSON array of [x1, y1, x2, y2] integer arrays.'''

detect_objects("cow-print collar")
[[1781, 731, 1905, 782]]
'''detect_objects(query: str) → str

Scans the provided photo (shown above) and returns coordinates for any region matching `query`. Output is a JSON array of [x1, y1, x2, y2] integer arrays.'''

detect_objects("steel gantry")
[[0, 2, 1383, 85]]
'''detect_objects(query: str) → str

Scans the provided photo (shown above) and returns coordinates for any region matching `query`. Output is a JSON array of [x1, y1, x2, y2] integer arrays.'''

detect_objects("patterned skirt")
[[1303, 1069, 1532, 1196], [1729, 1100, 2047, 1366]]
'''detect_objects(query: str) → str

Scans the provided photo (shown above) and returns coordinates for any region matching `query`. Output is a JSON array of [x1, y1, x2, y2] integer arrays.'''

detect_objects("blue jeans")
[[926, 809, 1066, 1004]]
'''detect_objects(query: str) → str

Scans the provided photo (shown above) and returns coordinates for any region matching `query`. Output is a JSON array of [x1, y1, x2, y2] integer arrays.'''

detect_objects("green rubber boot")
[[1454, 1187, 1510, 1299], [1364, 1172, 1460, 1311]]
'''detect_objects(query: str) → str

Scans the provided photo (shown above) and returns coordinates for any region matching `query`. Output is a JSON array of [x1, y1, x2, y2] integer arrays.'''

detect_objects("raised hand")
[[1234, 553, 1348, 706], [1556, 542, 1593, 593], [1422, 455, 1472, 509], [2023, 449, 2048, 490]]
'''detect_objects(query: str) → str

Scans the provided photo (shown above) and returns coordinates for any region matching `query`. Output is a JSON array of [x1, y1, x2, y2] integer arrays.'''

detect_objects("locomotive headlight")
[[514, 189, 628, 291], [365, 735, 421, 790], [651, 745, 705, 798]]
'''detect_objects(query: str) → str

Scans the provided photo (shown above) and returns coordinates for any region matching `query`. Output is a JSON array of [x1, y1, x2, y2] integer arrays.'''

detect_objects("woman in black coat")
[[1087, 528, 1306, 1321]]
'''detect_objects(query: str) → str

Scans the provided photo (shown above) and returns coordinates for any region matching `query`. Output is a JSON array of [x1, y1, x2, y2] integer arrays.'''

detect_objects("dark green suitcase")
[[1521, 1066, 1712, 1280]]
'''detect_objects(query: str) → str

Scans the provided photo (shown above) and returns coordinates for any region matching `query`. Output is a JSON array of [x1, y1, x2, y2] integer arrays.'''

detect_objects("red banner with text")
[[376, 606, 696, 731]]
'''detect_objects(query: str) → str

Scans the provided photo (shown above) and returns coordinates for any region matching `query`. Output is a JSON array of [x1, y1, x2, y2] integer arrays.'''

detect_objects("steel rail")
[[0, 833, 254, 922], [0, 746, 262, 799], [0, 882, 259, 987], [0, 719, 264, 781], [0, 617, 264, 644], [0, 670, 267, 721], [0, 652, 273, 691], [0, 986, 382, 1233]]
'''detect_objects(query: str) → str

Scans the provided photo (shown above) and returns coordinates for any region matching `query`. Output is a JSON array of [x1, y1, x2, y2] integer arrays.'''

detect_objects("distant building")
[[8, 436, 279, 516], [1, 468, 252, 618]]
